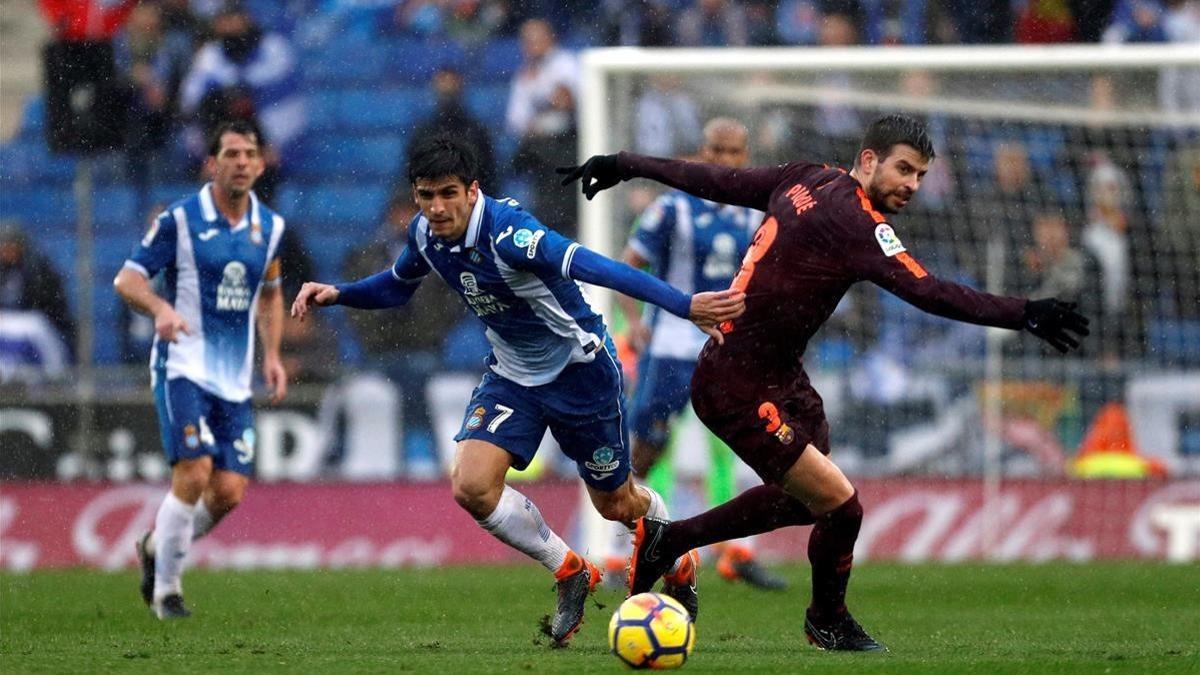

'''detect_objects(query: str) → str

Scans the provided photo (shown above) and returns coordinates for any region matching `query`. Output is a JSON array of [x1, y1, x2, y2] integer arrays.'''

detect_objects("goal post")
[[575, 44, 1200, 489]]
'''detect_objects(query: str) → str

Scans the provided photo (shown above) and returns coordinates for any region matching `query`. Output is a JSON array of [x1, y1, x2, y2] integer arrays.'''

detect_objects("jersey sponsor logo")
[[465, 405, 487, 431], [874, 224, 906, 257], [458, 272, 509, 316], [702, 232, 740, 280], [217, 261, 252, 311], [786, 183, 817, 215], [198, 228, 219, 241], [524, 230, 545, 259], [585, 446, 621, 478]]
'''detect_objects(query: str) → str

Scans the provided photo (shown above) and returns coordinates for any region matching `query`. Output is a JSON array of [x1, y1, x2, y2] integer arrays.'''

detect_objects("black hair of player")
[[857, 115, 935, 166], [407, 134, 479, 187], [207, 120, 261, 157]]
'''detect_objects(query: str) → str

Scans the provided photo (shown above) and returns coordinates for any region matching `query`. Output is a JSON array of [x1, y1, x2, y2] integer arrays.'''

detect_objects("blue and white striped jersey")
[[124, 184, 285, 402], [629, 190, 761, 360], [391, 193, 608, 387]]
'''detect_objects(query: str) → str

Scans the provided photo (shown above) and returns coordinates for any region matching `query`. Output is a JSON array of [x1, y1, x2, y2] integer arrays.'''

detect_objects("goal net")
[[576, 44, 1200, 481]]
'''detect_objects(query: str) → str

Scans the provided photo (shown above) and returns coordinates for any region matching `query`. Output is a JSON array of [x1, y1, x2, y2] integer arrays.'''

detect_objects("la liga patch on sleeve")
[[874, 223, 906, 257]]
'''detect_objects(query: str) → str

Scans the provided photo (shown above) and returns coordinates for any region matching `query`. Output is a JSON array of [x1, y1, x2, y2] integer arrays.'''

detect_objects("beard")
[[867, 179, 909, 214]]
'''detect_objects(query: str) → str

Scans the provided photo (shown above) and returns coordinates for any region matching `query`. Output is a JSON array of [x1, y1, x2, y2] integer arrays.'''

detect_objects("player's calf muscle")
[[780, 446, 854, 515]]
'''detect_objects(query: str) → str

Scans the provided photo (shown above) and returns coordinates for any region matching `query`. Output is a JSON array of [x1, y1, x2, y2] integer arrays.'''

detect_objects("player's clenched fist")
[[291, 281, 340, 320], [689, 289, 745, 344]]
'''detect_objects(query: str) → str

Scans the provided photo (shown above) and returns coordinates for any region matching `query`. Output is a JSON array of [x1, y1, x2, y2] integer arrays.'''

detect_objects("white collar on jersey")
[[199, 183, 261, 232], [461, 190, 486, 250]]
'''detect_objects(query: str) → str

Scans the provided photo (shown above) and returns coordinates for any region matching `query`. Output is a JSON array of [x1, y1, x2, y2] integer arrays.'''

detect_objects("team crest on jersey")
[[585, 446, 620, 477], [512, 228, 546, 259], [875, 224, 906, 257], [217, 261, 252, 311], [458, 272, 509, 316], [250, 221, 263, 245], [183, 424, 200, 450], [470, 250, 483, 264], [466, 406, 487, 431]]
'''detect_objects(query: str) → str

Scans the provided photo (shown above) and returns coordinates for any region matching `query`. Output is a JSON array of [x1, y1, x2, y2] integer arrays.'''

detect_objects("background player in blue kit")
[[114, 121, 289, 620], [292, 134, 744, 645], [615, 118, 788, 590]]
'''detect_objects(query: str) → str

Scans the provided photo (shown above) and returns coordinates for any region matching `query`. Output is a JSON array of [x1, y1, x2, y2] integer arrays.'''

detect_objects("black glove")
[[1023, 298, 1090, 353], [556, 154, 622, 200]]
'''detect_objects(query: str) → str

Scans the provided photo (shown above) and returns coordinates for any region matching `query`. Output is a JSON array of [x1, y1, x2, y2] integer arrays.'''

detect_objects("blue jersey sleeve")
[[491, 210, 576, 278], [628, 194, 675, 265], [392, 217, 433, 281], [125, 210, 176, 278]]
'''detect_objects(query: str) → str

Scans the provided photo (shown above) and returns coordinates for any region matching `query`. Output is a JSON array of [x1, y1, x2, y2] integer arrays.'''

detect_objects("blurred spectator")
[[776, 0, 821, 44], [969, 140, 1045, 284], [341, 195, 466, 364], [634, 75, 703, 159], [0, 222, 75, 360], [38, 0, 139, 41], [180, 4, 305, 202], [507, 19, 578, 235], [411, 63, 498, 191], [1015, 0, 1079, 43], [392, 0, 510, 47], [158, 0, 205, 44], [505, 18, 577, 139], [1161, 0, 1200, 113], [599, 0, 674, 46], [1023, 211, 1086, 301], [945, 0, 1013, 42], [341, 194, 468, 430], [114, 2, 195, 213], [744, 0, 780, 44], [678, 0, 749, 46], [1102, 0, 1167, 42], [1082, 156, 1132, 318], [1081, 155, 1137, 360]]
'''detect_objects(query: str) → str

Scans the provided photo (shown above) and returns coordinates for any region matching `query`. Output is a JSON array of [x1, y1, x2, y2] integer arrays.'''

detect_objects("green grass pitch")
[[2, 563, 1197, 673]]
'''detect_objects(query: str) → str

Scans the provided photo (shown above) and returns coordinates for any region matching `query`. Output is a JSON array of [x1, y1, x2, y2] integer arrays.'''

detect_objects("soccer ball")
[[608, 592, 696, 670]]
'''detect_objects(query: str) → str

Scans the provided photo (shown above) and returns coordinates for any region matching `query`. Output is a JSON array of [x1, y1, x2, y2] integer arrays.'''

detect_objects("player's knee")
[[451, 474, 501, 518], [170, 460, 211, 501], [208, 487, 243, 517]]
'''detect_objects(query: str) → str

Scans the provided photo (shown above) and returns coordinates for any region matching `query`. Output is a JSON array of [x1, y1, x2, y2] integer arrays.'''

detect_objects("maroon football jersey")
[[616, 153, 1027, 384]]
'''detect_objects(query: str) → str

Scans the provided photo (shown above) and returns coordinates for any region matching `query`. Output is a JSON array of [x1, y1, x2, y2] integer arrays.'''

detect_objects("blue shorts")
[[454, 347, 630, 492], [153, 374, 256, 476], [630, 356, 696, 448]]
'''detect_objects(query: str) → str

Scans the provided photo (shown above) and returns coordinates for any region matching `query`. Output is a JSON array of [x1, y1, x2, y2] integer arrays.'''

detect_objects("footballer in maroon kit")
[[560, 115, 1089, 651]]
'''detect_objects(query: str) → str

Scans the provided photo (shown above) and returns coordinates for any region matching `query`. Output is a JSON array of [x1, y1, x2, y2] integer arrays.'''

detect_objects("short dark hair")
[[407, 134, 479, 187], [207, 120, 261, 157], [857, 115, 935, 165]]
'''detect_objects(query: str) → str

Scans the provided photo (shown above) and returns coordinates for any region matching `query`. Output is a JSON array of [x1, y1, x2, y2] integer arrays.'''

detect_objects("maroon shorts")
[[691, 358, 829, 485]]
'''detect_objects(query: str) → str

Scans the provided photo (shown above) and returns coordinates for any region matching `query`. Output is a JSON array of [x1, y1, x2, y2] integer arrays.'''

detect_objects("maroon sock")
[[660, 484, 815, 558], [807, 491, 862, 621]]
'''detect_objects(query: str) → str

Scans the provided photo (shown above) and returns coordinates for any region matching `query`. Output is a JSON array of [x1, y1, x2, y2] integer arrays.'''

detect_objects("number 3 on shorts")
[[488, 404, 514, 433]]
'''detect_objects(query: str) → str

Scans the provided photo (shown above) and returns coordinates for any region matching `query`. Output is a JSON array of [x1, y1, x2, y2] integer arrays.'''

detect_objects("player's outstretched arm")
[[565, 245, 744, 343], [558, 152, 784, 210], [291, 268, 422, 320]]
